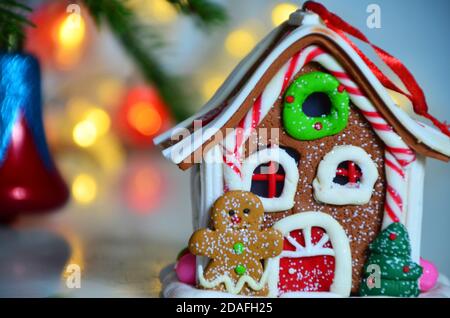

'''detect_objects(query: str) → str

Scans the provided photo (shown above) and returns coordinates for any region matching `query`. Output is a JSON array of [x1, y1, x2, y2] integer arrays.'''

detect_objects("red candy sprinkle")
[[403, 266, 410, 273], [338, 84, 345, 93], [285, 95, 295, 103], [389, 233, 397, 241], [314, 122, 323, 131]]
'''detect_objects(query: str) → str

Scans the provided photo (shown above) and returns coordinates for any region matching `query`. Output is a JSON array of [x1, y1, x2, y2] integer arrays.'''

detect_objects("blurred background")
[[0, 0, 448, 297]]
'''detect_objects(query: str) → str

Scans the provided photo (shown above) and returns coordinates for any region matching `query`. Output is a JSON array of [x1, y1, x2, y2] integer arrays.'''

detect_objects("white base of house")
[[160, 266, 450, 298]]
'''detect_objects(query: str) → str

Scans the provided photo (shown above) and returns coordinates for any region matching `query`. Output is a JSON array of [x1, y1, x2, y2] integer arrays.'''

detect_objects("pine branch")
[[83, 0, 193, 122], [167, 0, 227, 27], [0, 1, 35, 52]]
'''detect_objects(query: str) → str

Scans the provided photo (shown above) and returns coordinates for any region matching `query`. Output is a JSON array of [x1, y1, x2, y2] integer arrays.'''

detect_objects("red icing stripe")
[[361, 110, 382, 118], [304, 47, 325, 64], [385, 203, 400, 223], [330, 70, 350, 80], [386, 146, 415, 155], [387, 185, 403, 210], [281, 51, 301, 91], [342, 85, 363, 96], [385, 158, 405, 178], [251, 96, 262, 128], [370, 122, 393, 131]]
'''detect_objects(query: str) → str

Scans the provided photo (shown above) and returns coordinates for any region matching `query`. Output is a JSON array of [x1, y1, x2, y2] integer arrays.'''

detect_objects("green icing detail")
[[235, 264, 246, 276], [360, 223, 423, 297], [282, 71, 350, 140], [233, 242, 244, 255]]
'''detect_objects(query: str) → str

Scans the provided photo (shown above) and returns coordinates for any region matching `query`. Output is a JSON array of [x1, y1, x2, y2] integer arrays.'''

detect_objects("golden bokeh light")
[[202, 75, 226, 101], [58, 12, 86, 50], [55, 11, 86, 68], [73, 120, 98, 148], [84, 108, 111, 136], [225, 29, 256, 58], [72, 173, 98, 205], [127, 102, 162, 136], [129, 0, 177, 23], [271, 3, 297, 26], [96, 78, 125, 108]]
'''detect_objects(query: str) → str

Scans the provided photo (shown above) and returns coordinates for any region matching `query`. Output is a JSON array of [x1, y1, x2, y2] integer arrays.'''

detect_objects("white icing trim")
[[313, 146, 379, 205], [197, 145, 224, 281], [224, 147, 299, 212], [266, 212, 352, 297], [190, 164, 201, 230], [404, 155, 426, 263], [197, 261, 275, 295]]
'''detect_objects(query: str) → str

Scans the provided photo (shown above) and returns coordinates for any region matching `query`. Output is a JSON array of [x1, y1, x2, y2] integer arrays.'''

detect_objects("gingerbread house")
[[155, 6, 450, 297]]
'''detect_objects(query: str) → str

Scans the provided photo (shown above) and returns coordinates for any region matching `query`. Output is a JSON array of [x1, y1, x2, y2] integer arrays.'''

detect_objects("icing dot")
[[233, 242, 244, 255], [313, 122, 323, 131], [389, 233, 397, 241], [288, 268, 296, 275], [235, 265, 246, 276], [403, 266, 410, 273], [285, 95, 295, 103]]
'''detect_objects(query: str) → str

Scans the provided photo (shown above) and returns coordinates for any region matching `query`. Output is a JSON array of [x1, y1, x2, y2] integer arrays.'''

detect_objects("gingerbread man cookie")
[[189, 191, 283, 296]]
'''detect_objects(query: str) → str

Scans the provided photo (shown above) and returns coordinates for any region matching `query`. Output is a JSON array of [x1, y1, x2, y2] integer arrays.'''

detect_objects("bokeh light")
[[127, 102, 162, 137], [202, 75, 226, 101], [72, 173, 98, 205], [225, 29, 256, 58], [73, 120, 98, 148], [58, 11, 86, 50], [271, 2, 297, 26], [123, 161, 163, 214], [85, 108, 111, 137], [129, 0, 177, 23]]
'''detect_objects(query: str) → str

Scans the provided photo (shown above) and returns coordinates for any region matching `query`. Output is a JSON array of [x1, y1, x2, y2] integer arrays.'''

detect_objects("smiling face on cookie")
[[212, 191, 264, 231]]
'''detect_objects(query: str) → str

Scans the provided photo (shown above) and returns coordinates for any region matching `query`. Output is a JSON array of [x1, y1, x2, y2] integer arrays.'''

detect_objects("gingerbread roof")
[[154, 11, 450, 170]]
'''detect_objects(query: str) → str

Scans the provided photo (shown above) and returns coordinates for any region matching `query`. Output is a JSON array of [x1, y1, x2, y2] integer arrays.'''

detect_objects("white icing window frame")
[[224, 147, 299, 212], [313, 145, 379, 205]]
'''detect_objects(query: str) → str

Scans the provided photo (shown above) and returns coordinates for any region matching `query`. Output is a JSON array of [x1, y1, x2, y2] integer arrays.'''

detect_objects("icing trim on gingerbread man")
[[313, 145, 379, 205], [224, 147, 299, 212]]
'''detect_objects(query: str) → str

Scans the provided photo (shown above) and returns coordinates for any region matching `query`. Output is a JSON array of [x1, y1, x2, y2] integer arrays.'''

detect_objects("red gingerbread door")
[[278, 227, 336, 293], [269, 212, 352, 297]]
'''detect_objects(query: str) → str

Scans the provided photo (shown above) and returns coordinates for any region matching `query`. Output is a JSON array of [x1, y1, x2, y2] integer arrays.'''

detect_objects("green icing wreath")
[[282, 71, 350, 140]]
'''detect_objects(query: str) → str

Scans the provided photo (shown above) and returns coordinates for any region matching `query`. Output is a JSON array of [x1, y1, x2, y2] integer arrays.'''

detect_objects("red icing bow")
[[303, 1, 450, 137]]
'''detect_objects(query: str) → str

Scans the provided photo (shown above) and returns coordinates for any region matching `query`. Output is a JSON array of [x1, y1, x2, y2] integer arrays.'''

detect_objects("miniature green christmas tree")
[[360, 222, 422, 297]]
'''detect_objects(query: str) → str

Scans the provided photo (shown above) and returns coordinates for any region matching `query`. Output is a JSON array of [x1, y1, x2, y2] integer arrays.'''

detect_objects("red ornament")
[[403, 265, 410, 273], [116, 86, 172, 147], [0, 54, 69, 222], [285, 95, 295, 103], [389, 233, 397, 241], [313, 122, 323, 131], [0, 116, 69, 219], [337, 84, 346, 93]]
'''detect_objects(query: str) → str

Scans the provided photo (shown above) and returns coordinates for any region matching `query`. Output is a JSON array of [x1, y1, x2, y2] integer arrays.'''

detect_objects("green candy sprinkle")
[[233, 242, 244, 255], [235, 265, 246, 276]]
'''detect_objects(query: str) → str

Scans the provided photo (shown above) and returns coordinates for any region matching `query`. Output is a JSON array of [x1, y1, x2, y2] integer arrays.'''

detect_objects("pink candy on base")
[[175, 251, 196, 286], [419, 257, 439, 292]]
